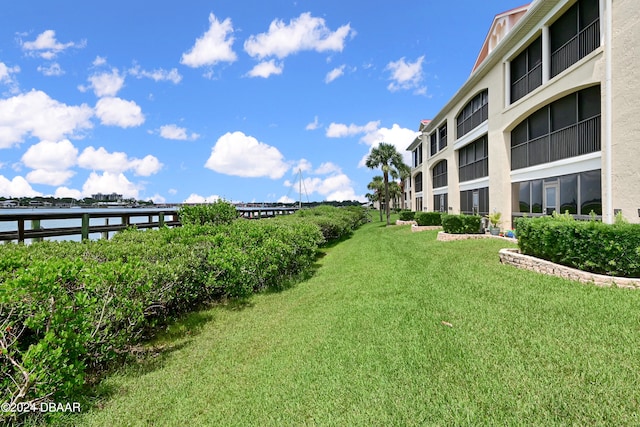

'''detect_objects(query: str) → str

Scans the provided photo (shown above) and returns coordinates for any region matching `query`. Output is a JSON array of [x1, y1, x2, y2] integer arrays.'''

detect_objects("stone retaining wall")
[[412, 225, 442, 232], [436, 231, 516, 242], [499, 248, 640, 289]]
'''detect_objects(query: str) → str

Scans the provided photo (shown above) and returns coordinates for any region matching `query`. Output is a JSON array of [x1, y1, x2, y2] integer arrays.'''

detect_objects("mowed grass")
[[63, 216, 640, 426]]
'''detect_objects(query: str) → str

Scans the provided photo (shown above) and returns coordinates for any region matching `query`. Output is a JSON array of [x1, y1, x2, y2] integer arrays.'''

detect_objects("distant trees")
[[367, 176, 385, 222], [365, 143, 410, 225]]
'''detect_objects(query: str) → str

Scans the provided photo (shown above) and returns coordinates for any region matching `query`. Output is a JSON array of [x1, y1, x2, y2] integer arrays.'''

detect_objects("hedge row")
[[441, 214, 482, 234], [399, 210, 415, 221], [0, 204, 366, 422], [515, 214, 640, 278], [415, 212, 442, 226]]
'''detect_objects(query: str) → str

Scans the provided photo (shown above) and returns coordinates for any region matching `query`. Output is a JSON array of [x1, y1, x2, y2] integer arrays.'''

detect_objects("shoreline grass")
[[57, 215, 640, 426]]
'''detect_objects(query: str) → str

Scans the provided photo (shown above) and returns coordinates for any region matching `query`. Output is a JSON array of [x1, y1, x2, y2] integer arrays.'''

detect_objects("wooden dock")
[[0, 206, 299, 243]]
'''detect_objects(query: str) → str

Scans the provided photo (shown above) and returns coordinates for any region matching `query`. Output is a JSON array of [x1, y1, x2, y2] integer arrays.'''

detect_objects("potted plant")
[[487, 211, 501, 236]]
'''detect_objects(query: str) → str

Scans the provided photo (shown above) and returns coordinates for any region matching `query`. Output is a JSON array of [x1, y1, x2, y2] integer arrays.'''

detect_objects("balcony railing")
[[511, 115, 601, 170], [511, 63, 542, 103], [551, 19, 600, 78], [459, 158, 488, 182], [457, 104, 488, 139]]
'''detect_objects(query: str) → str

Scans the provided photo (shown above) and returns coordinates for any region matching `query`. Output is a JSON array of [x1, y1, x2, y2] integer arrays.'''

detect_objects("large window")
[[414, 172, 423, 193], [432, 160, 447, 189], [511, 170, 601, 217], [430, 132, 437, 157], [459, 135, 488, 182], [438, 124, 447, 150], [433, 193, 448, 213], [511, 85, 601, 170], [456, 90, 488, 139], [550, 0, 600, 78], [429, 123, 448, 156], [412, 143, 423, 168], [511, 35, 542, 103], [460, 187, 489, 216]]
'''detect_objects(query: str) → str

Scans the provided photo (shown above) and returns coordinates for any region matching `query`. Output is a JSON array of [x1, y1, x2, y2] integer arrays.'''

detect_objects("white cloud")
[[277, 195, 295, 203], [325, 120, 380, 138], [292, 158, 312, 173], [205, 131, 289, 179], [287, 172, 363, 202], [168, 188, 177, 195], [325, 65, 345, 83], [88, 68, 125, 97], [325, 120, 418, 167], [0, 90, 93, 148], [244, 12, 354, 60], [21, 30, 86, 59], [92, 56, 107, 67], [181, 13, 237, 68], [245, 60, 283, 78], [78, 146, 162, 176], [159, 124, 199, 141], [21, 139, 78, 171], [129, 155, 163, 176], [54, 186, 82, 199], [0, 62, 20, 92], [94, 97, 144, 127], [37, 62, 64, 76], [315, 162, 341, 175], [26, 169, 75, 186], [129, 65, 182, 84], [81, 171, 140, 199], [386, 56, 426, 94], [0, 175, 42, 197], [147, 193, 166, 204], [305, 116, 320, 131], [183, 193, 221, 203]]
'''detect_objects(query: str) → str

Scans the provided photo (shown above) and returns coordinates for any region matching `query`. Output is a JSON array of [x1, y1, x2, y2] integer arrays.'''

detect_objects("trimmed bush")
[[0, 204, 371, 422], [441, 214, 482, 234], [515, 213, 640, 278], [399, 211, 415, 221], [178, 200, 237, 226], [415, 212, 441, 226]]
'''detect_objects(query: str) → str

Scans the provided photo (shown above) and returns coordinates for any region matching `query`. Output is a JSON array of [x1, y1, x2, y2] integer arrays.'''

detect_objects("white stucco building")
[[407, 0, 639, 227]]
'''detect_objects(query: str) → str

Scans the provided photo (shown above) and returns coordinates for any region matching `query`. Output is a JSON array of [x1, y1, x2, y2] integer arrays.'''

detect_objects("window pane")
[[578, 85, 601, 121], [529, 107, 549, 138], [531, 179, 543, 213], [511, 52, 527, 82], [580, 0, 599, 28], [551, 93, 576, 131], [511, 121, 528, 146], [551, 4, 578, 53], [580, 170, 602, 215], [560, 174, 578, 214], [529, 36, 543, 69], [519, 181, 531, 212]]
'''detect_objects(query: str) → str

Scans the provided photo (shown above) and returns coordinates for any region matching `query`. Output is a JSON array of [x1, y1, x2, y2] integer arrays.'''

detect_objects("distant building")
[[407, 0, 639, 227], [92, 193, 123, 202]]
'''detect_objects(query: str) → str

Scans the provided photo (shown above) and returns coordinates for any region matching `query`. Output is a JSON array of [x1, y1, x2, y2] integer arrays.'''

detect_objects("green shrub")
[[178, 200, 238, 226], [399, 211, 415, 221], [415, 212, 442, 226], [441, 214, 482, 234], [515, 214, 640, 277], [0, 214, 326, 420]]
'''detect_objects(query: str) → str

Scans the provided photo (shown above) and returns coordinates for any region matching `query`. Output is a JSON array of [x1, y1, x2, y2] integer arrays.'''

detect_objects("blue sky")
[[0, 0, 525, 204]]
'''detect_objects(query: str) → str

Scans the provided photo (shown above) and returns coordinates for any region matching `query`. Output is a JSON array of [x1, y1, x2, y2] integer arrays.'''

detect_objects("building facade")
[[406, 0, 639, 227]]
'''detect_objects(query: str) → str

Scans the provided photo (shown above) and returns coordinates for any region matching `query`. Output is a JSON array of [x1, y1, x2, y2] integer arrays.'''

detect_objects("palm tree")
[[365, 143, 410, 225], [367, 176, 385, 222], [388, 181, 402, 211]]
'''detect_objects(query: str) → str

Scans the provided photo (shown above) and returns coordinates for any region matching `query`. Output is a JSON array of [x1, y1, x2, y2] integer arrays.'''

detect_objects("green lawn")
[[59, 216, 640, 426]]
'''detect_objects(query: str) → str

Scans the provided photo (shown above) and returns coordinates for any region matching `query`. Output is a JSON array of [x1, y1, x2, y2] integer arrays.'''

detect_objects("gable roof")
[[471, 3, 531, 73]]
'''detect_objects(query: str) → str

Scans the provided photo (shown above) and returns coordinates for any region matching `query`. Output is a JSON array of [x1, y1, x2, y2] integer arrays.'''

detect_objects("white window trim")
[[454, 122, 488, 151], [510, 152, 601, 183]]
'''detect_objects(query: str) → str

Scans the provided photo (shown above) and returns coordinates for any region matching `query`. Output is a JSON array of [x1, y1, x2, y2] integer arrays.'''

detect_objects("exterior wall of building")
[[411, 0, 638, 228], [611, 0, 640, 222]]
